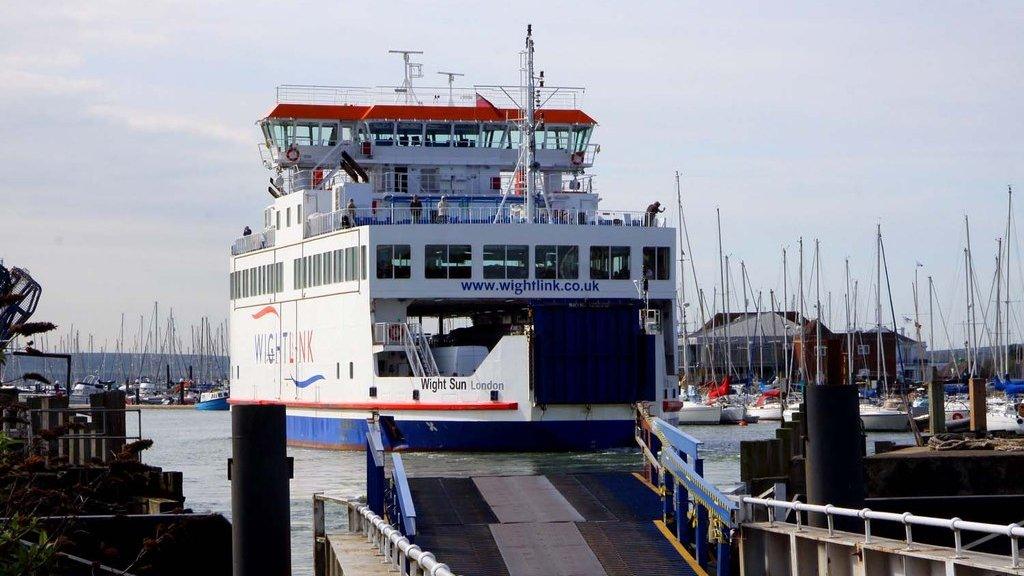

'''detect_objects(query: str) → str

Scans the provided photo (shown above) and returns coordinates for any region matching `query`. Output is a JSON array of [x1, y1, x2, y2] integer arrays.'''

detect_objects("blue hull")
[[195, 397, 229, 411], [286, 414, 635, 451]]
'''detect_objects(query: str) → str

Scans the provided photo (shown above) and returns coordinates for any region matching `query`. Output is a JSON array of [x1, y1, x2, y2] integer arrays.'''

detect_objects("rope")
[[929, 433, 1024, 452]]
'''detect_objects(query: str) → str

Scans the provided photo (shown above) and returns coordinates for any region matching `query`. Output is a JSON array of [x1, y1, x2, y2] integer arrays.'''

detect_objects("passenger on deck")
[[409, 195, 423, 223], [644, 201, 664, 226], [242, 226, 252, 236], [345, 198, 357, 227], [436, 195, 449, 223]]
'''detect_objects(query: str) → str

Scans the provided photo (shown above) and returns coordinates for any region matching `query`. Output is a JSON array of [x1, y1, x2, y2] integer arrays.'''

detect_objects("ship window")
[[270, 121, 293, 147], [376, 244, 411, 279], [340, 124, 353, 143], [334, 249, 344, 283], [276, 211, 280, 231], [611, 246, 631, 279], [536, 245, 578, 279], [545, 126, 571, 150], [294, 122, 314, 146], [425, 244, 472, 279], [361, 245, 367, 279], [286, 207, 291, 227], [369, 122, 395, 146], [425, 123, 451, 147], [590, 247, 609, 279], [643, 247, 671, 280], [276, 262, 283, 292], [573, 126, 592, 152], [397, 122, 423, 146], [507, 125, 521, 149], [313, 123, 338, 146], [484, 244, 529, 279], [482, 123, 508, 148], [345, 247, 357, 281], [453, 123, 479, 148]]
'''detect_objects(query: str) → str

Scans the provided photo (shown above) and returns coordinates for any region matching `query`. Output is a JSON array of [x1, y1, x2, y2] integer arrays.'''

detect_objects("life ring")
[[951, 412, 964, 421], [570, 151, 585, 166], [387, 324, 402, 342], [285, 146, 300, 162], [1017, 404, 1024, 418]]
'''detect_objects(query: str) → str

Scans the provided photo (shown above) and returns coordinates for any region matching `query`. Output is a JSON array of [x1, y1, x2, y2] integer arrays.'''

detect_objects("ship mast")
[[524, 25, 538, 223], [675, 171, 691, 382]]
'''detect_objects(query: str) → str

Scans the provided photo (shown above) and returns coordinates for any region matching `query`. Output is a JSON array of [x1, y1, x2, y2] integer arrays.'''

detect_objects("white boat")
[[987, 400, 1024, 433], [860, 401, 910, 432], [677, 401, 723, 425], [747, 403, 783, 421], [719, 402, 758, 424], [228, 29, 683, 451]]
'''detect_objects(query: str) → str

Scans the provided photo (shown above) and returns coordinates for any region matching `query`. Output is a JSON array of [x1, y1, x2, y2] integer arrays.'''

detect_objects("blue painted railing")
[[365, 420, 418, 543], [637, 409, 739, 576]]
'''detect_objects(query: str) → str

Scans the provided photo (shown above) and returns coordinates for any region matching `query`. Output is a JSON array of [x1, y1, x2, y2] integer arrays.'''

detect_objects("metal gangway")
[[314, 410, 1024, 576]]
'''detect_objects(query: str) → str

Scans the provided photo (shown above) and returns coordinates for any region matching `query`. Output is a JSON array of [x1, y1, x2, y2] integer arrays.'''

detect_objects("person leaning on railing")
[[345, 198, 356, 228], [409, 195, 423, 223], [645, 201, 664, 226]]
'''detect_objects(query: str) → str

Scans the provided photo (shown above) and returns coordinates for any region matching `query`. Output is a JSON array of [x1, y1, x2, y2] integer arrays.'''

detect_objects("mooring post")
[[805, 384, 864, 530], [928, 379, 945, 433], [313, 494, 326, 576], [968, 377, 987, 434], [230, 403, 292, 576], [695, 457, 709, 567]]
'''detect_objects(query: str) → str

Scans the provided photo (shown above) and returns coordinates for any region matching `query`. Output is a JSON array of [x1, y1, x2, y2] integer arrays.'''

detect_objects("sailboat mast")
[[782, 247, 790, 386], [523, 25, 537, 222], [928, 275, 935, 371], [675, 171, 691, 381], [1006, 185, 1013, 378], [876, 224, 884, 394], [845, 257, 853, 386], [814, 239, 823, 385], [996, 237, 1004, 377], [716, 208, 731, 376]]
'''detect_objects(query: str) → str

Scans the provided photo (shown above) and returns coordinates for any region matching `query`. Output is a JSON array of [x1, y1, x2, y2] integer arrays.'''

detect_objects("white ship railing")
[[277, 84, 583, 109], [304, 207, 663, 238], [741, 496, 1024, 567], [231, 228, 275, 255]]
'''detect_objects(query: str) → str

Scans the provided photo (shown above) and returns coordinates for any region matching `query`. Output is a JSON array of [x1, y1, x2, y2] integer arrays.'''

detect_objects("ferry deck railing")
[[231, 227, 275, 255], [277, 84, 583, 109], [305, 206, 664, 238], [313, 420, 453, 576]]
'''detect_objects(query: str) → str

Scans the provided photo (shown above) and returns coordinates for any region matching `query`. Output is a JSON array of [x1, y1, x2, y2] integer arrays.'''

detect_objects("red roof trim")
[[265, 103, 595, 125], [229, 398, 519, 411]]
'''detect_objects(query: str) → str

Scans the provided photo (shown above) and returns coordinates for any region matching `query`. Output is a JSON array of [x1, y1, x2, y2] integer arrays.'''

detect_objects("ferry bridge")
[[311, 410, 1024, 576]]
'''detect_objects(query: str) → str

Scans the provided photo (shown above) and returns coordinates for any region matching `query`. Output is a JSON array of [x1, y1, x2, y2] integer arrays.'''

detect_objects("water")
[[136, 411, 914, 575]]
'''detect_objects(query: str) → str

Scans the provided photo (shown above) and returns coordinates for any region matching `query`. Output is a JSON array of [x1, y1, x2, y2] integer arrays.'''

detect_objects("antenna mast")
[[389, 50, 424, 104], [437, 71, 464, 105], [524, 25, 538, 223]]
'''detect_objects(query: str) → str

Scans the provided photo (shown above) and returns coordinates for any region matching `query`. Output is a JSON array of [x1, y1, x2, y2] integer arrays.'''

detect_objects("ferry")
[[229, 28, 682, 450]]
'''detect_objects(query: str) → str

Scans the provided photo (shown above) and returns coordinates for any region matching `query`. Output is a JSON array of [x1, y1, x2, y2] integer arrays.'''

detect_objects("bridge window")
[[425, 244, 473, 279], [425, 123, 451, 147], [313, 123, 338, 146], [369, 122, 395, 146], [269, 121, 294, 147], [377, 244, 411, 279], [544, 126, 571, 150], [572, 126, 592, 152], [453, 123, 479, 148], [397, 122, 423, 146], [294, 122, 315, 146], [643, 247, 671, 280], [536, 245, 578, 279], [482, 123, 509, 148], [483, 244, 529, 279]]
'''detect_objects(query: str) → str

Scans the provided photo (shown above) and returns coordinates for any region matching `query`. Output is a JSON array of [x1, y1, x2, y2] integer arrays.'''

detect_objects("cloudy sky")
[[1, 1, 1021, 351]]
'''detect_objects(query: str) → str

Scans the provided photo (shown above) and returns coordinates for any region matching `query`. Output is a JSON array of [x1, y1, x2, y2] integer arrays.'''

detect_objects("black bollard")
[[805, 384, 865, 529], [230, 404, 292, 576]]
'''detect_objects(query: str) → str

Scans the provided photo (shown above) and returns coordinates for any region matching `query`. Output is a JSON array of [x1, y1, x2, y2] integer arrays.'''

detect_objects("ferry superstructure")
[[229, 28, 681, 450]]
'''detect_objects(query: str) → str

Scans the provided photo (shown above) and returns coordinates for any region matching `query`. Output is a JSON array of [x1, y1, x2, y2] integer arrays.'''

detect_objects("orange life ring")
[[285, 146, 300, 162], [951, 412, 964, 421]]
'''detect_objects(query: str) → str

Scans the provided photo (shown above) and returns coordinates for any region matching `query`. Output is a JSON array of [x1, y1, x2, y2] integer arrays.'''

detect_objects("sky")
[[1, 1, 1022, 352]]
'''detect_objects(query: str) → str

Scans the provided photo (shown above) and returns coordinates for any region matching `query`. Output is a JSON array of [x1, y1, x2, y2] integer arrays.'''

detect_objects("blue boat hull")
[[286, 414, 635, 451], [195, 397, 229, 411]]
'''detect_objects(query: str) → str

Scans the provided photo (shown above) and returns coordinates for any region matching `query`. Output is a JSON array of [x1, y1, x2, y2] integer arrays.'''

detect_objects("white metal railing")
[[231, 228, 275, 255], [276, 84, 583, 109], [741, 496, 1024, 567], [314, 495, 455, 576], [303, 206, 663, 238], [408, 323, 439, 377]]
